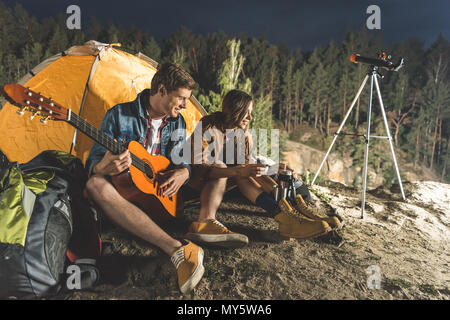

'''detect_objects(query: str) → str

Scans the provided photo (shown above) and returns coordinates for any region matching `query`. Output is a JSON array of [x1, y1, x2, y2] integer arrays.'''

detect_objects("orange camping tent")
[[0, 40, 207, 164]]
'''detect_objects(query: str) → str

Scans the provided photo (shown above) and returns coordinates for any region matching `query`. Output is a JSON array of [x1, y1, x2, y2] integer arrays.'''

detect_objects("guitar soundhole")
[[142, 159, 154, 181]]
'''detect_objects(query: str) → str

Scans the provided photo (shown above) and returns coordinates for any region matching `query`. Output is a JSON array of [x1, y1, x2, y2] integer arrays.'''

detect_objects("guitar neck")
[[68, 111, 122, 153], [67, 110, 151, 177]]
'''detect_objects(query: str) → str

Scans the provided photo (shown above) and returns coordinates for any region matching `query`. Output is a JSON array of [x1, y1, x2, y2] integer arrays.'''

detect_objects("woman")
[[186, 90, 339, 242], [186, 89, 339, 243], [190, 89, 280, 215]]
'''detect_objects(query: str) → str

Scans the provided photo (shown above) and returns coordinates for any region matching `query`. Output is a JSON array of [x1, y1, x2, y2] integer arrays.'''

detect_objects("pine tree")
[[162, 26, 199, 71], [86, 16, 103, 41], [30, 42, 43, 65], [322, 41, 340, 136], [106, 23, 120, 43], [420, 79, 450, 169], [294, 62, 311, 126], [46, 25, 69, 56], [305, 47, 327, 132], [281, 57, 294, 132], [421, 34, 450, 169], [13, 3, 39, 43], [388, 72, 415, 146], [198, 39, 251, 113], [143, 36, 161, 61]]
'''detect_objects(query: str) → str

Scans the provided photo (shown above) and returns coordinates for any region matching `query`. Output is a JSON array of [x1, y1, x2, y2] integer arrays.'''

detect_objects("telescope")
[[312, 52, 406, 219], [350, 52, 404, 72]]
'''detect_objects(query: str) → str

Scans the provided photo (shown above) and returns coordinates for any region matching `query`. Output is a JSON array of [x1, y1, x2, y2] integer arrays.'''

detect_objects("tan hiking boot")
[[185, 219, 249, 248], [275, 198, 331, 240], [170, 240, 205, 294], [294, 194, 342, 230]]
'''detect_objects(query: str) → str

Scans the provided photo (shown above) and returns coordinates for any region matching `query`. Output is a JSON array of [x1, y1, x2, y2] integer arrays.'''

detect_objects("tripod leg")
[[312, 74, 370, 185], [361, 75, 375, 219], [373, 76, 406, 200]]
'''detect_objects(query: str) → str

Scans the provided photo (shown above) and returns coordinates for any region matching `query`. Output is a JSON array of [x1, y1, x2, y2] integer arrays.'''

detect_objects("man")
[[85, 63, 203, 294]]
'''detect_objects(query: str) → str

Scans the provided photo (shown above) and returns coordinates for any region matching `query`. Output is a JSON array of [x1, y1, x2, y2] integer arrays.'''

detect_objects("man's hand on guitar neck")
[[92, 149, 132, 176], [156, 167, 189, 197]]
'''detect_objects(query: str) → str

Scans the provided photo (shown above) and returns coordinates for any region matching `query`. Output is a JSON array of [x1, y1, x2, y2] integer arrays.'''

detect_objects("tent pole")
[[69, 51, 103, 155]]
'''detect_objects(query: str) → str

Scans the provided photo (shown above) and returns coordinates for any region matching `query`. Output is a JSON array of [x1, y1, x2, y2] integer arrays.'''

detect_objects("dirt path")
[[73, 181, 450, 300]]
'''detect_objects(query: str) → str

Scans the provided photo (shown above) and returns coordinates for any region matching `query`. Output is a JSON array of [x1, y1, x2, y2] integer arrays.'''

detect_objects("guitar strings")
[[70, 113, 153, 177]]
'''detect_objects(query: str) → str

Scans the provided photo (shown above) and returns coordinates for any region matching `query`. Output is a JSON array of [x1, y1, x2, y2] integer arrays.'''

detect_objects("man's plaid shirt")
[[143, 116, 168, 155]]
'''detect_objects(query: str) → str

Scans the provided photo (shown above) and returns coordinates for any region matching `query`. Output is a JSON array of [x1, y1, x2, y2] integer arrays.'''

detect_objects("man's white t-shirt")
[[146, 118, 164, 155]]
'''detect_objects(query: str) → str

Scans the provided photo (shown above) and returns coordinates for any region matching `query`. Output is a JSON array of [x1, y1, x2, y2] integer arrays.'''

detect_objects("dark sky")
[[2, 0, 449, 51]]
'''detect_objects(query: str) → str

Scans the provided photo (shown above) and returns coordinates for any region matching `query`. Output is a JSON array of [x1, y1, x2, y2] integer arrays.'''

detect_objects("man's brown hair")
[[150, 62, 196, 95]]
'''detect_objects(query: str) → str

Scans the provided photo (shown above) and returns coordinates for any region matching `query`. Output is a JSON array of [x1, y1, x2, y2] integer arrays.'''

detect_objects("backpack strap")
[[19, 150, 88, 188]]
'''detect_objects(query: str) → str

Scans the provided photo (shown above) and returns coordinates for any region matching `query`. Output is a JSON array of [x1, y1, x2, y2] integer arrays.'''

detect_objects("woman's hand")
[[277, 162, 297, 178], [278, 163, 294, 172], [236, 164, 267, 178]]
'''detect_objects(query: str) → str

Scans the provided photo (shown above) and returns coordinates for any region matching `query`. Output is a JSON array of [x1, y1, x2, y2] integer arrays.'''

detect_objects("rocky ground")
[[72, 180, 450, 300]]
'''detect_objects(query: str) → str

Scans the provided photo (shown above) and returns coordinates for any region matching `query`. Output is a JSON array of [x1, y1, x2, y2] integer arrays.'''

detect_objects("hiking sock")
[[255, 192, 280, 217]]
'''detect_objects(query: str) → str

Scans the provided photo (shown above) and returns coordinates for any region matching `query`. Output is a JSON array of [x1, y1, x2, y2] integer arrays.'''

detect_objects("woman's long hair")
[[212, 89, 253, 131]]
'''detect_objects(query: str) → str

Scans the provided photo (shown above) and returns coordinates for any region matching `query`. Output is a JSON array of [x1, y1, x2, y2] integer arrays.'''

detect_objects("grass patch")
[[236, 261, 268, 278], [204, 267, 228, 282], [383, 241, 397, 249], [226, 249, 241, 258], [342, 226, 356, 235], [310, 186, 332, 203], [418, 284, 439, 296], [403, 257, 420, 264], [334, 247, 349, 256], [361, 255, 381, 264], [336, 228, 352, 242], [335, 228, 361, 248], [183, 208, 198, 222], [203, 259, 232, 282], [383, 278, 413, 291], [383, 279, 440, 296], [302, 172, 325, 187]]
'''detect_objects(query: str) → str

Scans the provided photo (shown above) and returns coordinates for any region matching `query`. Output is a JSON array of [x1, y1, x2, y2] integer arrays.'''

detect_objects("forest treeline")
[[0, 2, 449, 183]]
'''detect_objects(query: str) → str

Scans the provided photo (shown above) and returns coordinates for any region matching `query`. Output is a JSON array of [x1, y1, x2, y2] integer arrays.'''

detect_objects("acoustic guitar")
[[1, 83, 183, 220]]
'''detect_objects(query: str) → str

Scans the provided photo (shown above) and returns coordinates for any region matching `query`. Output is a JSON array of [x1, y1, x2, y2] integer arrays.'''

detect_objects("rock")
[[283, 140, 361, 186], [283, 140, 440, 188]]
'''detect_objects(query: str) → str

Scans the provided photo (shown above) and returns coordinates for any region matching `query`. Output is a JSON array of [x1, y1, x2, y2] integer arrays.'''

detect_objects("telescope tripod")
[[311, 66, 406, 218]]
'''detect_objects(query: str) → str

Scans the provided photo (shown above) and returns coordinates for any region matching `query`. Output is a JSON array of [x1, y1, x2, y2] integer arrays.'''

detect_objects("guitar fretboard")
[[69, 112, 153, 178]]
